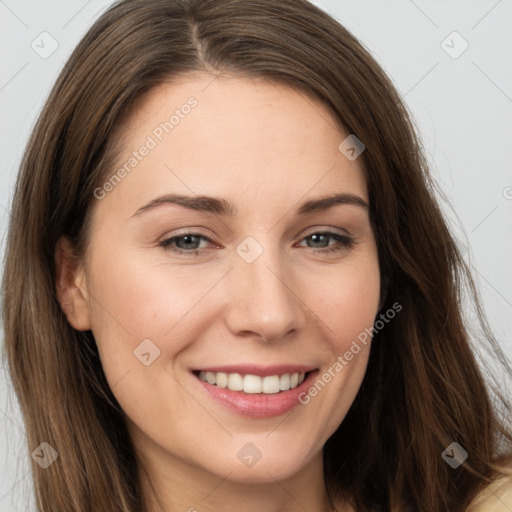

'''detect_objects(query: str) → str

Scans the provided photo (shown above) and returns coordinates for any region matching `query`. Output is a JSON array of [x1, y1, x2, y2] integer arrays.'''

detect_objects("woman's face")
[[64, 75, 380, 488]]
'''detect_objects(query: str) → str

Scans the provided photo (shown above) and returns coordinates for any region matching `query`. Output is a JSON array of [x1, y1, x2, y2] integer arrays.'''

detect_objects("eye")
[[159, 230, 356, 257], [159, 233, 213, 257], [297, 231, 355, 254]]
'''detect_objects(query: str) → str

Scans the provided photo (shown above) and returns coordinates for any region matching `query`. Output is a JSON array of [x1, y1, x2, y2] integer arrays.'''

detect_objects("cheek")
[[330, 258, 381, 376], [295, 256, 380, 431], [83, 242, 229, 382], [304, 255, 381, 346]]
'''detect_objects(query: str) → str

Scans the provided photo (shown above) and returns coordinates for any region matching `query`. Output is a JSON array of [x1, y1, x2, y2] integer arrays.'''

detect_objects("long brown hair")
[[2, 0, 511, 510]]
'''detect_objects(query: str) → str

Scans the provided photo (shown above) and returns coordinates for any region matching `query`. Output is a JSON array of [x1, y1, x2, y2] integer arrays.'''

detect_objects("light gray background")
[[1, 1, 511, 510]]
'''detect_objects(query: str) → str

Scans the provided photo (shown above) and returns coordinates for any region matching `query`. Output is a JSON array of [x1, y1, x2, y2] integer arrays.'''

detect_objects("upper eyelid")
[[164, 227, 350, 237], [301, 226, 353, 238]]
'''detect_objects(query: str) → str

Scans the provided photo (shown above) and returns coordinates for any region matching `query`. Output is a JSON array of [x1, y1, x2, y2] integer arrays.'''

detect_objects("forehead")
[[97, 73, 368, 219]]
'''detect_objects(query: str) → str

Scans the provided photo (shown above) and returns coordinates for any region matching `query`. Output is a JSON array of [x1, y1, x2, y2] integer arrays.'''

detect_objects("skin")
[[56, 74, 380, 512]]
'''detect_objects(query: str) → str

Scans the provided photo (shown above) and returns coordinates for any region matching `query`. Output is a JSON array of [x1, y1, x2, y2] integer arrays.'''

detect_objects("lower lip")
[[193, 371, 318, 418]]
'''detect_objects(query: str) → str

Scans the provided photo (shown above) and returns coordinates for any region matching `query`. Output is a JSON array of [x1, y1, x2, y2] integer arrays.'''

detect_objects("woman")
[[2, 0, 511, 510]]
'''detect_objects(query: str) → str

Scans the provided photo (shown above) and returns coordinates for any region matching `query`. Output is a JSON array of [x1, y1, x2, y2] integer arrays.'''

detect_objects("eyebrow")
[[132, 192, 369, 218]]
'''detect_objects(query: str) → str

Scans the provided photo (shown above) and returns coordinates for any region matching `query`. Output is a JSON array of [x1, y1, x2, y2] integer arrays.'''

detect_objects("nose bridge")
[[224, 235, 305, 341]]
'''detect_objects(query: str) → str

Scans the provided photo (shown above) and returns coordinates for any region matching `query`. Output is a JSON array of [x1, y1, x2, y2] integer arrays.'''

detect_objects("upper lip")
[[192, 364, 317, 377]]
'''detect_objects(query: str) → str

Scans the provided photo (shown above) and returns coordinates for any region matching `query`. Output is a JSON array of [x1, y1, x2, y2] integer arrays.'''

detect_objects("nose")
[[223, 241, 306, 343]]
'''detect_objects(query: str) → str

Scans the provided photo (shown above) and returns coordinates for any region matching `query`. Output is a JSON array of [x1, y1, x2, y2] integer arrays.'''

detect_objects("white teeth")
[[243, 375, 262, 393], [216, 372, 228, 388], [228, 373, 243, 391], [262, 375, 280, 394], [279, 373, 291, 390], [198, 371, 306, 394]]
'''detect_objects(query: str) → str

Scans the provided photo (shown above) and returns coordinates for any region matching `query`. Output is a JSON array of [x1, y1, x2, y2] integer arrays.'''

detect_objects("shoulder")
[[467, 470, 512, 512]]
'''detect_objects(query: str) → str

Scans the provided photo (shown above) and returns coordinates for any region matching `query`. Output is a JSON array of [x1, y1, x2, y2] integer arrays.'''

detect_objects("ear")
[[55, 237, 92, 331]]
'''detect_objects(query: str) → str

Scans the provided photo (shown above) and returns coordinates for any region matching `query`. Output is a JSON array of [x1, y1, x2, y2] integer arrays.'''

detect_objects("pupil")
[[310, 234, 327, 248], [180, 235, 198, 249]]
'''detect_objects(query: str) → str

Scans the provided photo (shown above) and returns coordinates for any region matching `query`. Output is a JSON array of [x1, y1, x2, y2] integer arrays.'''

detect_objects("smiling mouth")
[[193, 370, 311, 394]]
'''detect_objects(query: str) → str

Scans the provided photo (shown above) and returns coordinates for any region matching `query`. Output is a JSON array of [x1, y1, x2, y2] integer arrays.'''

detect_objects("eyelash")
[[159, 230, 355, 257]]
